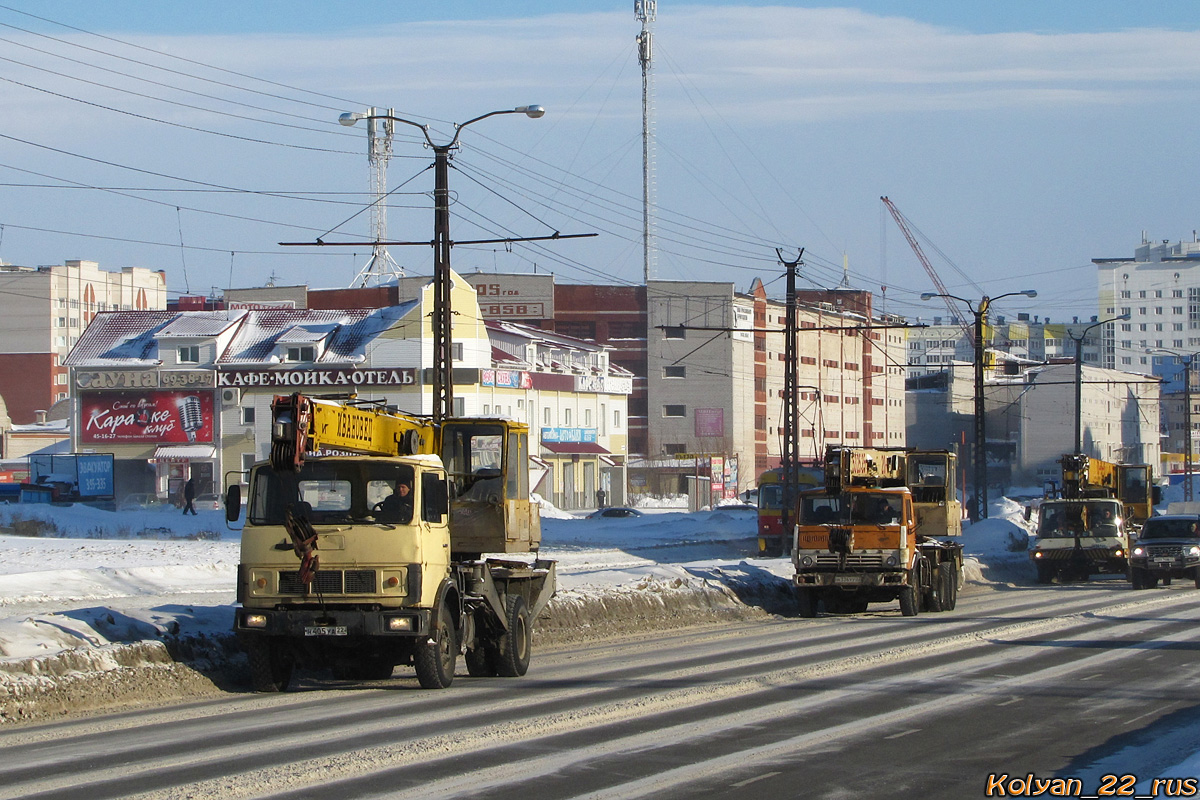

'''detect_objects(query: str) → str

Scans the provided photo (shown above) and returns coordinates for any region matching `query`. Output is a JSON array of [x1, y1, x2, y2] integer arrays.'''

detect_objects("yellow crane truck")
[[792, 446, 963, 617], [1029, 455, 1154, 583], [229, 392, 555, 690]]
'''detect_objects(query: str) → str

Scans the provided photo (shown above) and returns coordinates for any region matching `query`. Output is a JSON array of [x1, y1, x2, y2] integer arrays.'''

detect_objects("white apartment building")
[[0, 259, 166, 423]]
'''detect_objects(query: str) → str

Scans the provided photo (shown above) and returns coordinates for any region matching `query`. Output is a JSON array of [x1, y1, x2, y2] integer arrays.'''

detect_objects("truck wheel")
[[925, 565, 946, 612], [943, 562, 958, 611], [1035, 561, 1054, 585], [899, 585, 919, 617], [1163, 577, 1173, 586], [1131, 568, 1145, 590], [247, 639, 293, 693], [496, 595, 532, 677], [796, 587, 818, 618], [465, 644, 498, 677], [414, 602, 458, 689], [1194, 568, 1200, 589]]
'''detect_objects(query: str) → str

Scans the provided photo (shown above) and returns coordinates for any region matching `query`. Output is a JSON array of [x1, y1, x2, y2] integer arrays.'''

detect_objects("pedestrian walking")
[[183, 478, 197, 515]]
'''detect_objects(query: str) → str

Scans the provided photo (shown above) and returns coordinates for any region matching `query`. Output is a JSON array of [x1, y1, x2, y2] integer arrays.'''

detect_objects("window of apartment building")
[[663, 443, 687, 455], [1120, 290, 1131, 299], [663, 326, 685, 339], [1120, 340, 1132, 348], [1155, 307, 1164, 315], [1176, 323, 1185, 331], [69, 318, 78, 328], [614, 409, 621, 429], [1139, 307, 1147, 315], [584, 408, 592, 427], [910, 341, 922, 350], [826, 395, 840, 404], [1176, 340, 1185, 348], [1156, 290, 1164, 298], [1140, 356, 1148, 365], [1175, 290, 1184, 298], [1175, 307, 1185, 315], [241, 453, 257, 477], [843, 362, 859, 371], [1140, 324, 1147, 332], [286, 346, 316, 362], [1120, 307, 1131, 316], [1156, 324, 1164, 332], [1121, 324, 1131, 332], [178, 346, 200, 363], [1156, 339, 1164, 347], [1152, 356, 1164, 366], [56, 317, 66, 328], [242, 407, 256, 425], [1139, 291, 1147, 298], [663, 365, 686, 379], [800, 356, 816, 365], [663, 404, 686, 418], [544, 407, 552, 425], [564, 408, 572, 426], [55, 373, 67, 385], [55, 336, 66, 347], [1121, 357, 1132, 365], [823, 359, 839, 368]]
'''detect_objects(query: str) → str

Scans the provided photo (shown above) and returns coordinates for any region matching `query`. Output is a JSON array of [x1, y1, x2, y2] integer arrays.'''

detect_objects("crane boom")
[[881, 196, 969, 335]]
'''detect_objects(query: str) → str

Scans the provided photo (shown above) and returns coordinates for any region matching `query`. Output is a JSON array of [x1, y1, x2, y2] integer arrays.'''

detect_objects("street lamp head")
[[919, 292, 937, 301], [338, 112, 367, 127], [1020, 289, 1037, 298], [515, 105, 545, 118]]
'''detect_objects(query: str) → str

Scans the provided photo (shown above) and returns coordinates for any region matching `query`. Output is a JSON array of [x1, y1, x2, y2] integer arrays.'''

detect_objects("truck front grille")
[[278, 569, 377, 595], [812, 553, 889, 569], [1145, 544, 1184, 559]]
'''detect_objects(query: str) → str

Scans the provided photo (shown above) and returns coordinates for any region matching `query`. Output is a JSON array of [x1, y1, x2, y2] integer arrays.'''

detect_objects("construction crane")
[[880, 196, 969, 335]]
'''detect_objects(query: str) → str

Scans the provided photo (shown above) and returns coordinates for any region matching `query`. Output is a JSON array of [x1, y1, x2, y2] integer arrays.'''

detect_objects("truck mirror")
[[1024, 506, 1032, 522], [1152, 485, 1162, 505], [225, 485, 242, 522]]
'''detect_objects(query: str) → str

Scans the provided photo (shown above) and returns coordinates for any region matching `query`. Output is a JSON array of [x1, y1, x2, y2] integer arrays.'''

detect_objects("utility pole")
[[636, 0, 657, 283], [779, 248, 804, 551]]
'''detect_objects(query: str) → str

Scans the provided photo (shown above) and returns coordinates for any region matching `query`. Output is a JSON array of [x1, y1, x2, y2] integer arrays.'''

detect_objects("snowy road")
[[4, 579, 1200, 800]]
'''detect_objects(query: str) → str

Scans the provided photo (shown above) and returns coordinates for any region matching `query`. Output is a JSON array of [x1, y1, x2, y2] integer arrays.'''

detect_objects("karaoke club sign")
[[79, 391, 215, 444]]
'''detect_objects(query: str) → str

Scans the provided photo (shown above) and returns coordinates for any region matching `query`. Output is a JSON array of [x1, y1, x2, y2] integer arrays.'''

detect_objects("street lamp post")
[[339, 106, 545, 424], [1071, 315, 1129, 455], [1147, 347, 1198, 502], [921, 289, 1037, 521]]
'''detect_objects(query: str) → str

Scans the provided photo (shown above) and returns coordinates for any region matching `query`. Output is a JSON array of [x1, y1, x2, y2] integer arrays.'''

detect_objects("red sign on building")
[[80, 391, 215, 443]]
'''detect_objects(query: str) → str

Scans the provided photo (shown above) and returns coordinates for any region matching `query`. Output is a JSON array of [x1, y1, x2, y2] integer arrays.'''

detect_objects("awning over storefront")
[[540, 442, 611, 455], [152, 445, 217, 461]]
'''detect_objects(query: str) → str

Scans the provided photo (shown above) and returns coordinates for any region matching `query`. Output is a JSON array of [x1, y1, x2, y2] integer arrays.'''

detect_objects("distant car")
[[715, 501, 757, 511], [193, 493, 222, 512], [117, 493, 166, 511], [1129, 514, 1200, 589], [587, 506, 644, 519]]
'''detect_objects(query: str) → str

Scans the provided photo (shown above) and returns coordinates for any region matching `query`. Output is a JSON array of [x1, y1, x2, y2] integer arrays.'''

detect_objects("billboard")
[[80, 391, 215, 443]]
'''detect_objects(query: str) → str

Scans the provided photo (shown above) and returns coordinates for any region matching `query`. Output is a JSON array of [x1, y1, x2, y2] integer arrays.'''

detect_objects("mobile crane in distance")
[[229, 392, 555, 690], [1029, 454, 1155, 583], [792, 446, 963, 617]]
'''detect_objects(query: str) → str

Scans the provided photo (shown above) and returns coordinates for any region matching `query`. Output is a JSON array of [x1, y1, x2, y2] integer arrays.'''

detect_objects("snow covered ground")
[[2, 492, 1197, 782]]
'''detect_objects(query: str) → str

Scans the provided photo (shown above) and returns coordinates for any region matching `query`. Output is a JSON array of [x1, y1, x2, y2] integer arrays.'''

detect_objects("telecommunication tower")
[[636, 0, 657, 283], [350, 106, 405, 287]]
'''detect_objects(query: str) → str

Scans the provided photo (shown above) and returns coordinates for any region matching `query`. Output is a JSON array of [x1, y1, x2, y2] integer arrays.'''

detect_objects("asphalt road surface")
[[3, 579, 1200, 800]]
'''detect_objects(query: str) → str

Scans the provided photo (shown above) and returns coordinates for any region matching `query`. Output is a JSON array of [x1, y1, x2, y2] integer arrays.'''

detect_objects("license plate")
[[834, 575, 862, 585], [1153, 557, 1176, 564], [304, 626, 347, 637]]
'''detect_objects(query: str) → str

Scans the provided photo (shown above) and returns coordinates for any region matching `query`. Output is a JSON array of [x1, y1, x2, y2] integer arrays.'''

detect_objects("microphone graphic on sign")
[[175, 395, 204, 443]]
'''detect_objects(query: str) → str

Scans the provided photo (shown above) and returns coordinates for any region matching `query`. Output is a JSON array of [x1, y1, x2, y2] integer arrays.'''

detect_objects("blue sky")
[[1, 2, 1199, 325]]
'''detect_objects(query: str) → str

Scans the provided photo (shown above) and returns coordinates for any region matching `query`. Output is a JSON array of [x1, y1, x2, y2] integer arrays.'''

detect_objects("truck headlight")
[[386, 616, 414, 631], [243, 613, 268, 628], [1132, 546, 1145, 557], [886, 554, 899, 567], [1032, 550, 1043, 559], [1188, 546, 1200, 558], [800, 556, 814, 567]]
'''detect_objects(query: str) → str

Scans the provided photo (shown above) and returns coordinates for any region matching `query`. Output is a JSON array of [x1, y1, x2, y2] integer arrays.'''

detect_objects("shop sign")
[[80, 391, 215, 443], [216, 368, 415, 388], [694, 408, 725, 437], [482, 369, 532, 389], [541, 427, 598, 443], [575, 375, 633, 394], [74, 370, 213, 390]]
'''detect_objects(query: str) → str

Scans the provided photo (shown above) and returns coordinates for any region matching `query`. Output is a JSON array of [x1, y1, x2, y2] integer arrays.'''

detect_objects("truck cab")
[[1030, 497, 1128, 583]]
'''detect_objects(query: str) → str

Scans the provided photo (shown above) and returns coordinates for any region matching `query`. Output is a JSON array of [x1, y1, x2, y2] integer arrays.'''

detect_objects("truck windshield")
[[249, 460, 415, 525], [799, 492, 901, 525], [1038, 501, 1121, 538]]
